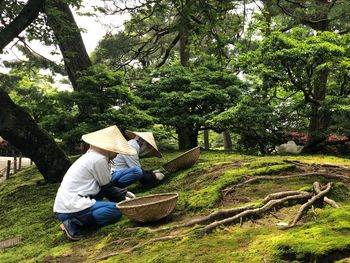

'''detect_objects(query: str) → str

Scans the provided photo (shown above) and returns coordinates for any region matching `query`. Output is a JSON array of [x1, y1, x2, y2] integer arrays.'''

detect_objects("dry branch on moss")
[[223, 172, 349, 196], [262, 191, 310, 204], [201, 192, 312, 233], [313, 182, 340, 208], [151, 204, 255, 233], [124, 204, 255, 234], [290, 182, 333, 226]]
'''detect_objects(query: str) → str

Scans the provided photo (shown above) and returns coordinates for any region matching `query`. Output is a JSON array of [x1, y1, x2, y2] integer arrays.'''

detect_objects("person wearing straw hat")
[[53, 125, 139, 241], [111, 130, 165, 186]]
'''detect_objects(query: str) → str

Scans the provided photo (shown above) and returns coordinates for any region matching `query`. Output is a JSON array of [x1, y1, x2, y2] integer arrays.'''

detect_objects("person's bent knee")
[[92, 205, 122, 226], [131, 167, 143, 179]]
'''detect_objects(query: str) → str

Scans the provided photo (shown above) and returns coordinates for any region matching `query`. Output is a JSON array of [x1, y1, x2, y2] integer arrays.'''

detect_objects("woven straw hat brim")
[[125, 130, 162, 158], [82, 126, 137, 155]]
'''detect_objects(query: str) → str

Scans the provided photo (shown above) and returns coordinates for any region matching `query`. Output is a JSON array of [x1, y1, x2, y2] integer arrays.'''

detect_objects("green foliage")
[[9, 64, 152, 153], [210, 94, 306, 154], [94, 0, 245, 68], [8, 69, 60, 123], [231, 27, 350, 147], [135, 62, 244, 141]]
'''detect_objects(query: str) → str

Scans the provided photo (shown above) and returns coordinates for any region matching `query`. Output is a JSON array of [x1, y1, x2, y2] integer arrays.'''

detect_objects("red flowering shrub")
[[288, 132, 308, 144], [289, 132, 348, 144]]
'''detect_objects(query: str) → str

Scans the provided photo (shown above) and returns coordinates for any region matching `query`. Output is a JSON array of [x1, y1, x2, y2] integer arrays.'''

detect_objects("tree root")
[[103, 182, 340, 258], [262, 190, 310, 204], [223, 172, 349, 196], [313, 181, 340, 208], [148, 204, 256, 233], [201, 192, 312, 234], [290, 182, 332, 226]]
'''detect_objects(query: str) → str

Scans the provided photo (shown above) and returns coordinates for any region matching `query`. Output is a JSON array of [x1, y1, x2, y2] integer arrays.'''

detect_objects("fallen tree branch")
[[151, 204, 256, 233], [313, 182, 339, 208], [223, 172, 348, 196], [290, 182, 332, 226], [262, 190, 310, 204], [201, 192, 312, 234]]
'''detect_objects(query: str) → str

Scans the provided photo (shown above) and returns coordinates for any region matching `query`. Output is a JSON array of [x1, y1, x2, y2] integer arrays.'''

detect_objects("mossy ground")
[[0, 151, 349, 262]]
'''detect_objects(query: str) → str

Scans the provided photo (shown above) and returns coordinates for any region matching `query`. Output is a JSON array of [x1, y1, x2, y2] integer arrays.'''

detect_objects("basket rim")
[[117, 192, 179, 209], [162, 146, 200, 167]]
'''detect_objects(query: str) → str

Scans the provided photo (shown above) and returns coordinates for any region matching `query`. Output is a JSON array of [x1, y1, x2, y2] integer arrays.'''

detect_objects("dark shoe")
[[60, 220, 83, 241]]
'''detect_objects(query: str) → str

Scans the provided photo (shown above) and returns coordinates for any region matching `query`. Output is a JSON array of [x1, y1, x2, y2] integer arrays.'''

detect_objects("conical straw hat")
[[82, 126, 137, 155], [125, 130, 162, 158]]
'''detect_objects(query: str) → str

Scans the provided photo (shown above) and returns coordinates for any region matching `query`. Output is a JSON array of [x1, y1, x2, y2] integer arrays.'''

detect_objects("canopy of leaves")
[[235, 27, 350, 140], [93, 0, 245, 68], [9, 64, 153, 152], [135, 61, 243, 133]]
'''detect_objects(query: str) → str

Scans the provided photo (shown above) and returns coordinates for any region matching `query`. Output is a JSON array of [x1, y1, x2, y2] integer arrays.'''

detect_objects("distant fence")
[[0, 154, 33, 182]]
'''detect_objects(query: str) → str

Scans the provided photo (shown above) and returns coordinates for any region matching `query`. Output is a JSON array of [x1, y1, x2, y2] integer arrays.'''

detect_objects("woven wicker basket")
[[117, 193, 178, 223], [162, 146, 200, 173]]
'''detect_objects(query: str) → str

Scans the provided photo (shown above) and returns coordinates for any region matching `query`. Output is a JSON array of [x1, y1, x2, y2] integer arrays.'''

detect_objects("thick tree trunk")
[[177, 127, 198, 150], [44, 0, 92, 92], [179, 32, 190, 67], [305, 69, 330, 152], [0, 90, 71, 183], [0, 0, 70, 182], [178, 29, 196, 150], [203, 129, 210, 150], [223, 131, 233, 151]]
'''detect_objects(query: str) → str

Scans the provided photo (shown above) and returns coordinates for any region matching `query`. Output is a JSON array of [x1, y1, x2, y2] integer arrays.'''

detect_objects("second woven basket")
[[162, 146, 200, 173]]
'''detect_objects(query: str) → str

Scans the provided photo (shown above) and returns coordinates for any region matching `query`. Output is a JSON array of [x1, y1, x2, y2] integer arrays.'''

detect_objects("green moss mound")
[[0, 152, 349, 262], [272, 207, 350, 262]]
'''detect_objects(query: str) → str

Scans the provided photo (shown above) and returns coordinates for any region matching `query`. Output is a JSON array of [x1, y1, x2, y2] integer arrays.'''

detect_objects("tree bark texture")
[[44, 0, 92, 92], [0, 90, 71, 183], [223, 131, 233, 151], [305, 69, 330, 152], [0, 0, 71, 182], [179, 32, 190, 67], [203, 129, 210, 150], [177, 127, 198, 150]]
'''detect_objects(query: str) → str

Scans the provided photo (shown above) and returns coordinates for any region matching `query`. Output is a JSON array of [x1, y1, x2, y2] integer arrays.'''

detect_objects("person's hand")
[[126, 191, 136, 199], [153, 170, 165, 181]]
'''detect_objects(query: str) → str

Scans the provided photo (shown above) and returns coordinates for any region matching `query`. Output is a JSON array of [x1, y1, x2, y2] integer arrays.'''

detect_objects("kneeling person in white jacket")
[[53, 126, 137, 241]]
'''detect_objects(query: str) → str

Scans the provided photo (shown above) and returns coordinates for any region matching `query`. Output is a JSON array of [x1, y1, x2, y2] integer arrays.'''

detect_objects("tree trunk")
[[44, 0, 92, 92], [0, 0, 70, 183], [203, 129, 210, 150], [178, 29, 197, 150], [0, 0, 45, 50], [305, 69, 330, 152], [223, 131, 233, 151], [0, 90, 71, 183], [179, 32, 190, 67], [262, 0, 273, 36], [177, 127, 198, 150]]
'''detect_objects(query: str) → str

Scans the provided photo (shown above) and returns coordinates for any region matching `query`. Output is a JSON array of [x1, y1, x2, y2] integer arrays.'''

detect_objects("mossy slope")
[[0, 152, 349, 262]]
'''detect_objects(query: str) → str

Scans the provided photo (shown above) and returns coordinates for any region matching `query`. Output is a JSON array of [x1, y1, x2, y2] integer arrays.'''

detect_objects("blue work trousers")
[[56, 167, 143, 227]]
